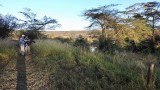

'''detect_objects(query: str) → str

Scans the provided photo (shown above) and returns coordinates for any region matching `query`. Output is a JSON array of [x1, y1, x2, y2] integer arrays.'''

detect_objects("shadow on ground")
[[16, 55, 27, 90]]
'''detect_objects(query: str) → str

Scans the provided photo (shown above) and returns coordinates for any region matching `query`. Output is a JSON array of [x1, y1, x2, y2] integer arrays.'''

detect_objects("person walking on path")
[[24, 36, 31, 54], [19, 35, 25, 55]]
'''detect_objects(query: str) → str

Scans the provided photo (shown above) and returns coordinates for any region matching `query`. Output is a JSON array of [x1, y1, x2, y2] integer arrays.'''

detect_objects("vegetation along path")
[[0, 52, 50, 89]]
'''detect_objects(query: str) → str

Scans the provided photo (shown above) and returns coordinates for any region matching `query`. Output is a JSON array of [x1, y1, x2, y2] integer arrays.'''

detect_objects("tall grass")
[[31, 39, 160, 89], [0, 39, 18, 69]]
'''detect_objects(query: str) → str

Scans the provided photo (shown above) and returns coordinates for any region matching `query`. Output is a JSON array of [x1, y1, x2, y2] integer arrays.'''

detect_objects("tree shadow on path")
[[16, 55, 27, 90]]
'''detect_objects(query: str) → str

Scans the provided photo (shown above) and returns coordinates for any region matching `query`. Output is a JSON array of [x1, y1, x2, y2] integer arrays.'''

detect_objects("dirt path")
[[0, 54, 50, 90], [0, 56, 17, 89]]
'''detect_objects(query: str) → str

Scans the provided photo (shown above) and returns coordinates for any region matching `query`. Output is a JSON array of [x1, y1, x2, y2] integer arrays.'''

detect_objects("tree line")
[[83, 1, 160, 53]]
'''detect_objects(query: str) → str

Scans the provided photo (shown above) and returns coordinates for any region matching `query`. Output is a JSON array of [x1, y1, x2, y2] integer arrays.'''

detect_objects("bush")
[[136, 39, 154, 53], [30, 40, 160, 89], [0, 15, 17, 38], [98, 36, 119, 53], [125, 38, 137, 52], [73, 35, 89, 48]]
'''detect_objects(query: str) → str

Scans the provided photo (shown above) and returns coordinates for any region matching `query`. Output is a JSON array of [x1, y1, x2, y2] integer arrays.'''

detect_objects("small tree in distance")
[[19, 8, 60, 39]]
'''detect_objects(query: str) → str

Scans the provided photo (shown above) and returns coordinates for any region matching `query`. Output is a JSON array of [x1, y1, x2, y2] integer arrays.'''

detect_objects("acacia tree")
[[83, 4, 122, 52], [19, 8, 60, 39], [83, 4, 120, 37], [126, 1, 160, 52]]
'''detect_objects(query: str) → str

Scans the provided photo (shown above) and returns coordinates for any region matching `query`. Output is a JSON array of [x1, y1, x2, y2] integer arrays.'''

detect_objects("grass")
[[0, 39, 18, 69], [31, 39, 160, 90]]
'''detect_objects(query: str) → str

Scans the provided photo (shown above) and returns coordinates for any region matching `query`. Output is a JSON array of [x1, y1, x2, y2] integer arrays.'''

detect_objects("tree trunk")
[[101, 23, 106, 38], [151, 16, 155, 53], [102, 28, 106, 38]]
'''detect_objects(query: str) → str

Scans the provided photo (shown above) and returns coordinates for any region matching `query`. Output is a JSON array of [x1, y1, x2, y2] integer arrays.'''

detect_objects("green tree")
[[0, 14, 18, 38], [83, 4, 120, 37], [126, 1, 160, 52]]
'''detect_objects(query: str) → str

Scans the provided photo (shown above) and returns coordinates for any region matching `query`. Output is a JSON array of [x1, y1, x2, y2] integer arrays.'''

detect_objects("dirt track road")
[[0, 54, 49, 90]]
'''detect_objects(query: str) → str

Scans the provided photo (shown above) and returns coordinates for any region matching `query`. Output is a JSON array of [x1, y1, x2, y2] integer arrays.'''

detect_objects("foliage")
[[98, 36, 119, 53], [83, 4, 120, 37], [125, 38, 154, 53], [19, 8, 60, 31], [121, 19, 152, 52], [136, 39, 154, 53], [126, 1, 160, 52], [73, 35, 89, 48], [31, 40, 160, 89], [0, 14, 18, 38], [126, 1, 160, 29], [18, 8, 60, 39]]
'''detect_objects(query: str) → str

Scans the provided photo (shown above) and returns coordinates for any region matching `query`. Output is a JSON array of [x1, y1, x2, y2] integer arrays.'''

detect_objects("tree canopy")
[[126, 1, 160, 52], [126, 1, 160, 30], [19, 8, 60, 31], [83, 4, 120, 37]]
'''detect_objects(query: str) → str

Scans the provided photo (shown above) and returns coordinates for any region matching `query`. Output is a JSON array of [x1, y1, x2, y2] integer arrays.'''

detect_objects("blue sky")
[[0, 0, 156, 31]]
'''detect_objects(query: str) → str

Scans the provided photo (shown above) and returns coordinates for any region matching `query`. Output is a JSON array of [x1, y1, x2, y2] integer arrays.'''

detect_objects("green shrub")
[[73, 35, 89, 48], [98, 36, 119, 53], [31, 40, 160, 89]]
